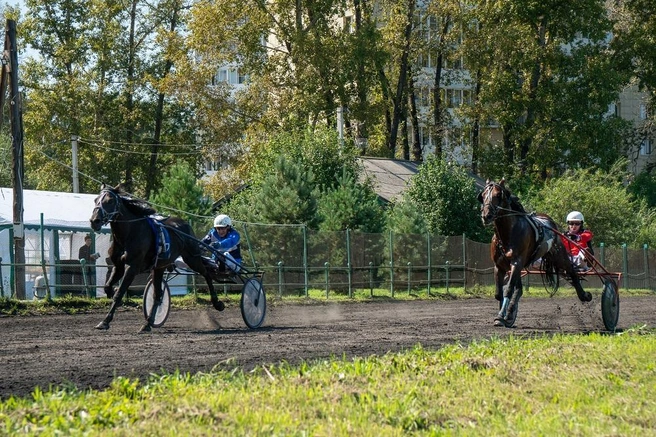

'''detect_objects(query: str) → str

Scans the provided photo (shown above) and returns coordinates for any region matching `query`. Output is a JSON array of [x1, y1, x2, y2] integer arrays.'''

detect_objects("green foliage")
[[19, 0, 198, 195], [245, 127, 359, 191], [0, 134, 11, 187], [526, 164, 653, 247], [464, 0, 630, 179], [385, 199, 428, 235], [406, 157, 488, 241], [628, 170, 656, 208], [318, 170, 385, 233], [251, 155, 319, 227], [150, 161, 212, 233]]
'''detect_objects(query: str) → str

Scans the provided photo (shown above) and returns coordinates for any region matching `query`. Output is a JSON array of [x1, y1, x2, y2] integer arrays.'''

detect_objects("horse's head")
[[90, 184, 122, 231], [478, 179, 510, 226]]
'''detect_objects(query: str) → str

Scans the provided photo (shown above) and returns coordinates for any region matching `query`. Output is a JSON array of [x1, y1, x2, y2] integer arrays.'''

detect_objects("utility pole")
[[0, 20, 25, 299], [72, 135, 79, 193]]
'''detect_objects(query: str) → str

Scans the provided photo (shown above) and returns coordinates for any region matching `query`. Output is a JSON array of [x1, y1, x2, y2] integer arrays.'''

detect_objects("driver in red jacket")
[[562, 211, 594, 271]]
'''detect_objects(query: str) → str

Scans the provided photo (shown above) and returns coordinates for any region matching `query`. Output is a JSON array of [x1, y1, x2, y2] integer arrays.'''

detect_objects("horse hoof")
[[139, 323, 152, 333], [213, 300, 225, 312], [494, 319, 505, 327], [95, 322, 109, 330], [580, 292, 592, 302]]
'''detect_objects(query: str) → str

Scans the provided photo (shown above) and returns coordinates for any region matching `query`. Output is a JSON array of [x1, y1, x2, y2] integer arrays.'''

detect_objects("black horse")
[[478, 179, 592, 327], [90, 184, 224, 332]]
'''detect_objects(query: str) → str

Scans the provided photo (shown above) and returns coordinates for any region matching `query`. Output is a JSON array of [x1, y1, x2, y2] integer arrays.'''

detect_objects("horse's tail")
[[542, 257, 558, 289]]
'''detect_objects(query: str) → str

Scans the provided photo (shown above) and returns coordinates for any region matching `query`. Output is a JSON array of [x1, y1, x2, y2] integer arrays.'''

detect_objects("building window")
[[640, 139, 652, 156], [214, 68, 246, 85]]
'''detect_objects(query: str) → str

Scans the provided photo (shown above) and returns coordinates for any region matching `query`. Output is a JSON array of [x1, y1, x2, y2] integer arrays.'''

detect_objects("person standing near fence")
[[79, 234, 100, 288]]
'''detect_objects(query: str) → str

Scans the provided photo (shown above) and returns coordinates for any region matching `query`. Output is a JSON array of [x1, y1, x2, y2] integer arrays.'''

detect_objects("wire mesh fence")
[[1, 222, 655, 300]]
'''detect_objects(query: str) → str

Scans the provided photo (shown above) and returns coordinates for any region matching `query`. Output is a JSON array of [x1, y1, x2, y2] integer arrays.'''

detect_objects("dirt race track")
[[2, 295, 656, 400]]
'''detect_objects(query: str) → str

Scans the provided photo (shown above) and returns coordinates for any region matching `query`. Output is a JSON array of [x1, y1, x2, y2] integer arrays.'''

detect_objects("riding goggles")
[[567, 221, 582, 226]]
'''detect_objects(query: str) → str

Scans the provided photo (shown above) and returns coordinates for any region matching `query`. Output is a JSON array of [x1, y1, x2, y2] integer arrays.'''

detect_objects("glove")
[[569, 233, 580, 242]]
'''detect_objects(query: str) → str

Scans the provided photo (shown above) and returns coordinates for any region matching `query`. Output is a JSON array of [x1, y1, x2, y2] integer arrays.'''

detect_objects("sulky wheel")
[[143, 278, 171, 328], [601, 278, 620, 332], [241, 277, 267, 329]]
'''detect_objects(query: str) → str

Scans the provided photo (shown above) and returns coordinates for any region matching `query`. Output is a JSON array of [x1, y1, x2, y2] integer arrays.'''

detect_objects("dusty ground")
[[1, 295, 655, 399]]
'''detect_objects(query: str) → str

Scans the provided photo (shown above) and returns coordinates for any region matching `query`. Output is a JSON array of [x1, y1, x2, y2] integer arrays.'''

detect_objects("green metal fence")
[[1, 221, 655, 300]]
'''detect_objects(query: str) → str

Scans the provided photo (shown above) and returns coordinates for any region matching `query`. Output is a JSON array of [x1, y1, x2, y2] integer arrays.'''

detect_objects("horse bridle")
[[480, 182, 509, 221], [93, 189, 121, 226]]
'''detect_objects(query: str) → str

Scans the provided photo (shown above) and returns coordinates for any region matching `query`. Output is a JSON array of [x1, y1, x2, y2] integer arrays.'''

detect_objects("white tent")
[[0, 188, 188, 299], [0, 187, 98, 228]]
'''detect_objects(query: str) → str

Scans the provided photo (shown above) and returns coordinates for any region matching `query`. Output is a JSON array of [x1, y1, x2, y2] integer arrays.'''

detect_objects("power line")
[[35, 148, 215, 221]]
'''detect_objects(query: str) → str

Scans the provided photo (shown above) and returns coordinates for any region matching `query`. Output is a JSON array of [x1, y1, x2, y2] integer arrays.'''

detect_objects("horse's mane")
[[491, 179, 527, 213], [508, 193, 526, 213], [111, 187, 157, 217]]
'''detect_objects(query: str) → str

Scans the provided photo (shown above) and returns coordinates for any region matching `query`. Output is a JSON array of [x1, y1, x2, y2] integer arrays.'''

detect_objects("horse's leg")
[[496, 261, 521, 327], [505, 271, 523, 326], [493, 266, 505, 304], [566, 263, 592, 302], [95, 264, 138, 330], [182, 255, 225, 311], [140, 269, 163, 333], [205, 273, 224, 311], [103, 262, 124, 299], [551, 251, 593, 303]]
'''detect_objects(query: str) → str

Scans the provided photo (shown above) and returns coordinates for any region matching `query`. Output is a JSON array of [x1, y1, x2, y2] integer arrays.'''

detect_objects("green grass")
[[1, 327, 655, 435]]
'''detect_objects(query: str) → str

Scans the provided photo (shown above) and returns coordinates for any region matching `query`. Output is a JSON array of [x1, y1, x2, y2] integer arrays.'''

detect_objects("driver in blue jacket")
[[202, 214, 242, 272]]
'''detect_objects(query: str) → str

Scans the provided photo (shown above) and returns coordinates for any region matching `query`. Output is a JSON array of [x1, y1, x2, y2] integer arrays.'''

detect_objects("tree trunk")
[[146, 7, 179, 199], [388, 0, 415, 156], [408, 66, 422, 161], [432, 16, 451, 159], [123, 0, 138, 193]]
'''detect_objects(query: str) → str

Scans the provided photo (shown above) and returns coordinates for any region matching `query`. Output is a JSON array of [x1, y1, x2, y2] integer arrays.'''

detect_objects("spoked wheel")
[[143, 278, 171, 328], [601, 278, 620, 332], [241, 277, 266, 329]]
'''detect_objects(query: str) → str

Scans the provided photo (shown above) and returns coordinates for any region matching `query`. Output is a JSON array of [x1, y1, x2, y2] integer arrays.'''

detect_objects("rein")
[[93, 189, 149, 225]]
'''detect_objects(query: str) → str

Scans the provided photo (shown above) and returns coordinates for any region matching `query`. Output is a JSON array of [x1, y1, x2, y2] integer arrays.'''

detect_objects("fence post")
[[303, 225, 308, 297], [407, 262, 412, 294], [324, 262, 330, 298], [389, 230, 394, 297], [369, 261, 374, 297], [242, 223, 257, 269], [80, 259, 89, 296], [622, 243, 628, 289], [462, 233, 467, 293], [599, 242, 605, 266], [39, 213, 52, 299], [346, 228, 352, 298], [427, 233, 431, 297], [644, 244, 651, 290], [0, 257, 4, 297], [445, 261, 450, 294], [277, 261, 284, 299]]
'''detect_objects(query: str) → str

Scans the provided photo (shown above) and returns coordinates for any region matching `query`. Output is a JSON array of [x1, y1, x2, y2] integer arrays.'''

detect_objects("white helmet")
[[213, 214, 232, 228], [566, 211, 584, 223]]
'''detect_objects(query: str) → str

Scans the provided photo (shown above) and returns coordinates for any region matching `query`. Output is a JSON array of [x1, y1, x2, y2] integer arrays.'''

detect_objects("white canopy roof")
[[0, 187, 98, 229]]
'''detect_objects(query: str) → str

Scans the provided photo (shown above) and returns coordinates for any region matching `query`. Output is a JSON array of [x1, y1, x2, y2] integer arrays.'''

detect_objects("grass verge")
[[1, 327, 655, 435]]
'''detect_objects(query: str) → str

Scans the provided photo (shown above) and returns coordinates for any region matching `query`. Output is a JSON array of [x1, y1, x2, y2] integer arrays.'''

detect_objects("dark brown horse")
[[90, 184, 224, 332], [478, 179, 591, 327]]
